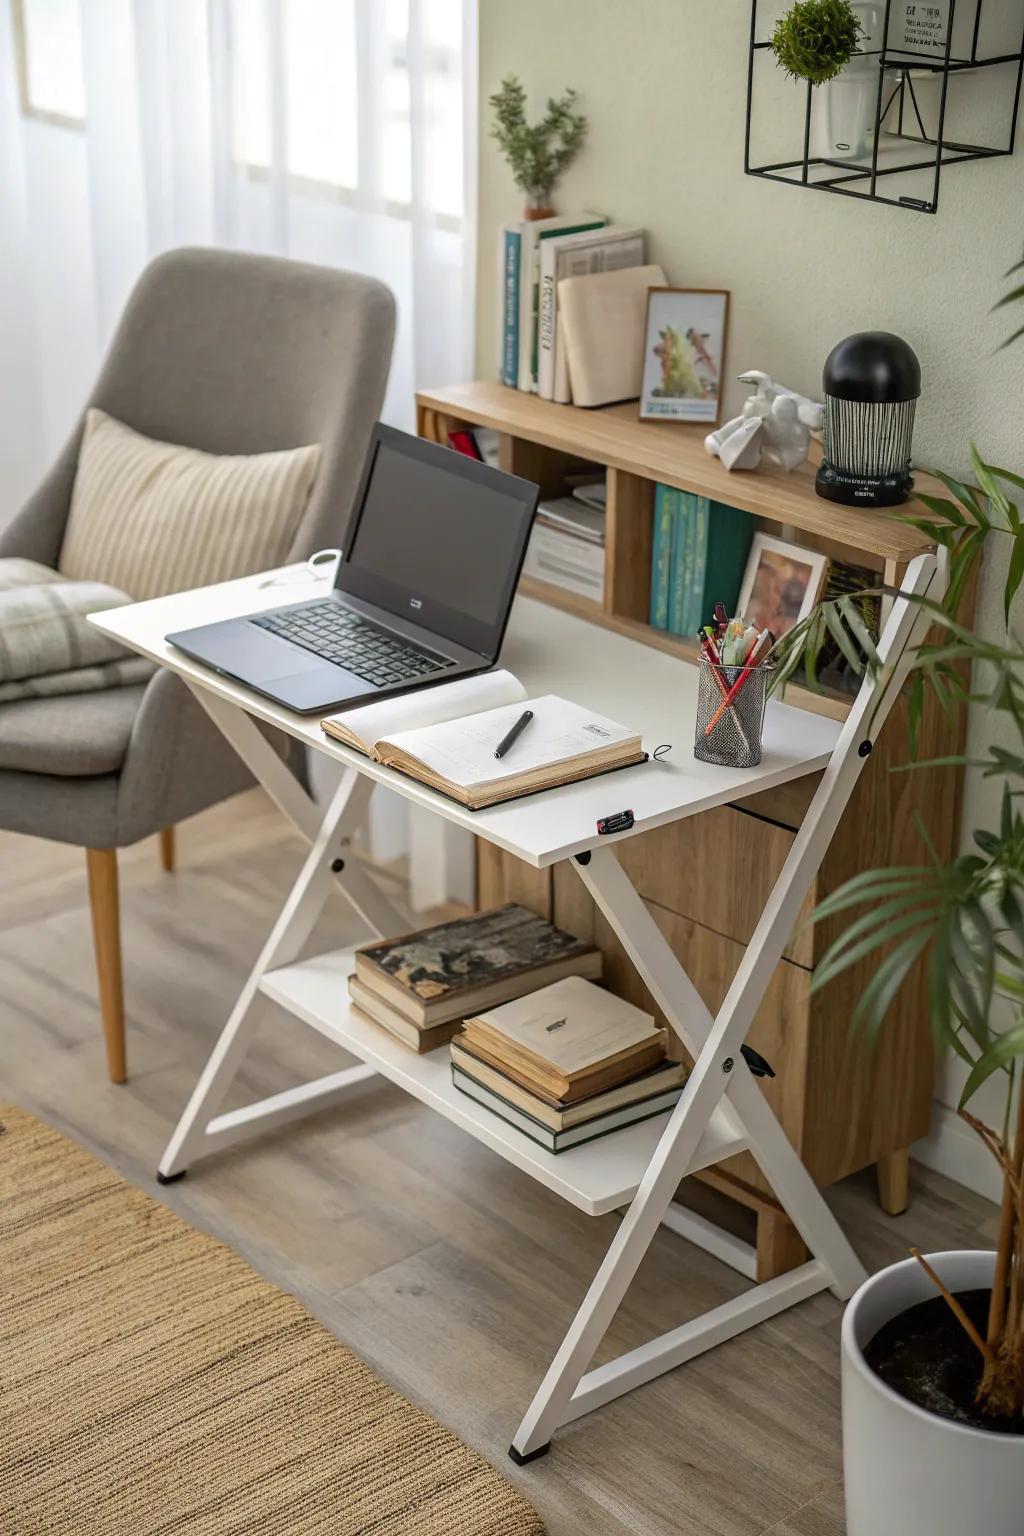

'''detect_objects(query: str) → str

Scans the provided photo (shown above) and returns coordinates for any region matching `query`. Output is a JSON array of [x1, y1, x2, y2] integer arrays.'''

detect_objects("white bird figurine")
[[705, 370, 824, 474]]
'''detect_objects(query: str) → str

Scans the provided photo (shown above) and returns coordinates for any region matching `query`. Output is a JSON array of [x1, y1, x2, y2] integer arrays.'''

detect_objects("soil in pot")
[[864, 1288, 1024, 1436]]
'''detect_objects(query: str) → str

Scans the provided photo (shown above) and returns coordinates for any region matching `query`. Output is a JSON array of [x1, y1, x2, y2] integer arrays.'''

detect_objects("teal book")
[[702, 501, 755, 625], [683, 496, 711, 635], [668, 491, 693, 636], [649, 485, 674, 630], [500, 227, 521, 387]]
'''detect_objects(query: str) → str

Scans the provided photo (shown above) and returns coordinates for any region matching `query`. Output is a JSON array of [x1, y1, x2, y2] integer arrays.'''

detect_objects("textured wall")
[[475, 0, 1024, 1195]]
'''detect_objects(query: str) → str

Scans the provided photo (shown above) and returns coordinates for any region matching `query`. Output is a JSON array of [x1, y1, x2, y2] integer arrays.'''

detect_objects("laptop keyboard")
[[251, 601, 454, 689]]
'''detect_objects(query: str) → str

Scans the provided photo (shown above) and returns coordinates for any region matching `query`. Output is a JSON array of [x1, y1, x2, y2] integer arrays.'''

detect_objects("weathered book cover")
[[355, 904, 600, 1022]]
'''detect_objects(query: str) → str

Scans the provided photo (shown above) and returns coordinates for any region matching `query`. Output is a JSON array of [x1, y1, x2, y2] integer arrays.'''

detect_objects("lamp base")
[[815, 461, 913, 507]]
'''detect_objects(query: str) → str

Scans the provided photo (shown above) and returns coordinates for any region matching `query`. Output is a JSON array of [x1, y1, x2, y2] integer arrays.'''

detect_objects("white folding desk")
[[92, 552, 938, 1462]]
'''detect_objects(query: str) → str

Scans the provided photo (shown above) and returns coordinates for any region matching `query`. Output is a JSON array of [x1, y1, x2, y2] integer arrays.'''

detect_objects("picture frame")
[[639, 286, 730, 425], [736, 533, 829, 640]]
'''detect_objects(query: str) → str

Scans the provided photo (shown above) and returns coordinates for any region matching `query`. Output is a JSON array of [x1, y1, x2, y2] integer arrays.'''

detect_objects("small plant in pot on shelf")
[[770, 0, 866, 84], [770, 255, 1024, 1535], [489, 75, 588, 219]]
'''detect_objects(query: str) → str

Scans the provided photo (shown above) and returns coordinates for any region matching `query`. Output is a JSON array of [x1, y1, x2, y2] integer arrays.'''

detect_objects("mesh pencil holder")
[[694, 655, 774, 770]]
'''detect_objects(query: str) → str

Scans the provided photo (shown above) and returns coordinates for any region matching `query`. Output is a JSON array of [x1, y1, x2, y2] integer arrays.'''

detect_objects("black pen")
[[494, 709, 534, 759]]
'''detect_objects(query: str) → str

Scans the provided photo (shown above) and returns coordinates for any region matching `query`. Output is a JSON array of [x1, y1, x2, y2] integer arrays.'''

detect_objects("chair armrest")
[[0, 430, 82, 567]]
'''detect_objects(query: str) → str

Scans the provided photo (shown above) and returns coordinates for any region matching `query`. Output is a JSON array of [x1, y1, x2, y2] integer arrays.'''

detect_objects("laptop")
[[166, 423, 540, 714]]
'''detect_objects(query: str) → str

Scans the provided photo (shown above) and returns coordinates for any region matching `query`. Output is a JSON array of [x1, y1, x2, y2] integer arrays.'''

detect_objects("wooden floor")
[[0, 790, 1000, 1536]]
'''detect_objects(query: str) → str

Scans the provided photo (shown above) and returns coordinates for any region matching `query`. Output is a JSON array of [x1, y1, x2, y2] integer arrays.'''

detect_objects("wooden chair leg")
[[876, 1148, 910, 1216], [85, 848, 126, 1083], [159, 826, 175, 873]]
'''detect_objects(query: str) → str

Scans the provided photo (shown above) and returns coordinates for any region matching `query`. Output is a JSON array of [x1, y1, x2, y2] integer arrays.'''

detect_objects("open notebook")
[[320, 670, 645, 811]]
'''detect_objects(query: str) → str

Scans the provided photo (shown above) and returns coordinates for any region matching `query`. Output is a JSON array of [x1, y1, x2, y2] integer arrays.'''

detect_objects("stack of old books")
[[347, 904, 602, 1053], [451, 975, 686, 1153]]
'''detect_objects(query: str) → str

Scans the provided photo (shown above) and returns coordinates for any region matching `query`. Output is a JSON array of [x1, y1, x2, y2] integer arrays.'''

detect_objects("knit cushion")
[[59, 408, 320, 599]]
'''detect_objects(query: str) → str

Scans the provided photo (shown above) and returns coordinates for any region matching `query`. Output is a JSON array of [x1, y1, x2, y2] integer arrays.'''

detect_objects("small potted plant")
[[489, 75, 588, 220], [770, 0, 866, 84], [771, 255, 1024, 1533]]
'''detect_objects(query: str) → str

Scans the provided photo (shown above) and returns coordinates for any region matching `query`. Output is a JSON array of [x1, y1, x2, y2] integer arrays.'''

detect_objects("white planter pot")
[[842, 1250, 1024, 1535]]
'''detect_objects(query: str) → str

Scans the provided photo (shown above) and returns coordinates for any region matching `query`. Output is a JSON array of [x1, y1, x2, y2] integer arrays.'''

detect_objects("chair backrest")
[[5, 248, 395, 566]]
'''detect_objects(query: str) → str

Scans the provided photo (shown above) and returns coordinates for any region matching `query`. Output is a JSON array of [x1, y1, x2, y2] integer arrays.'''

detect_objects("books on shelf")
[[457, 975, 667, 1103], [649, 488, 753, 638], [350, 904, 602, 1050], [522, 494, 606, 603], [446, 425, 501, 469], [321, 673, 643, 811], [450, 976, 681, 1152], [348, 977, 462, 1053], [497, 213, 608, 392], [536, 225, 647, 402], [451, 1059, 685, 1152], [558, 263, 666, 408]]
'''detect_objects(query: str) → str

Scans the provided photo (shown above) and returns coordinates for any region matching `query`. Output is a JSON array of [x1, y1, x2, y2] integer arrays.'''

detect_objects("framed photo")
[[736, 534, 829, 640], [639, 287, 729, 425]]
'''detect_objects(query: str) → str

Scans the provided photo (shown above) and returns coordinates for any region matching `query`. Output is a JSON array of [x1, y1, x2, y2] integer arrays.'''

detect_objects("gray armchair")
[[0, 247, 395, 1082]]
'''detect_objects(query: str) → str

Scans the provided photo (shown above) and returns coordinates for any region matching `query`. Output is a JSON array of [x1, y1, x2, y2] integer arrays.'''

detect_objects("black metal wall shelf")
[[745, 0, 1024, 213]]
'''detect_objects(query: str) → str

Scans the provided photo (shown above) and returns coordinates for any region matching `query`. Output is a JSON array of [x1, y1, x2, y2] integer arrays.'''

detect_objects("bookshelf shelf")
[[259, 946, 748, 1216]]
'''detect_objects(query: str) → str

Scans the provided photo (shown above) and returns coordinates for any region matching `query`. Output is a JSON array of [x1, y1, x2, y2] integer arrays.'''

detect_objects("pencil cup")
[[694, 654, 774, 770]]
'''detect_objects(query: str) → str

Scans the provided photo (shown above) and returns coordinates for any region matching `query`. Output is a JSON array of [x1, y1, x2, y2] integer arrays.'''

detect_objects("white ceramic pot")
[[842, 1250, 1024, 1535]]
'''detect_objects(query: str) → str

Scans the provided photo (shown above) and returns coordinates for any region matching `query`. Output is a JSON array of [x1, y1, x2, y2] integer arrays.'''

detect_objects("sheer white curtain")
[[0, 0, 478, 510], [0, 0, 477, 892]]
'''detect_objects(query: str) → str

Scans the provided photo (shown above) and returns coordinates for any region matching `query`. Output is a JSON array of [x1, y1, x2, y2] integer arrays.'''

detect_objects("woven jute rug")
[[0, 1105, 546, 1535]]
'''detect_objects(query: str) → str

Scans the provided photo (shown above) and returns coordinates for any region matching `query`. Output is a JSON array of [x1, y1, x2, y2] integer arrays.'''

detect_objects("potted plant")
[[489, 75, 588, 220], [770, 0, 866, 84], [771, 258, 1024, 1533]]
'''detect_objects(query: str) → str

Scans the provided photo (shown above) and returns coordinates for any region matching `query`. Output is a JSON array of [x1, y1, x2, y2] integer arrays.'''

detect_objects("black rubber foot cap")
[[156, 1169, 188, 1185], [508, 1443, 550, 1466]]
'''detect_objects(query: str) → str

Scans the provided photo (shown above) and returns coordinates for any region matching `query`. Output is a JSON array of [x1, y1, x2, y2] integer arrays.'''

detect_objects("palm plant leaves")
[[994, 246, 1024, 351]]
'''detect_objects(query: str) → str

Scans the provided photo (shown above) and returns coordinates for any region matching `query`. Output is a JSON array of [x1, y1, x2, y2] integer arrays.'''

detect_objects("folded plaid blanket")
[[0, 560, 154, 703]]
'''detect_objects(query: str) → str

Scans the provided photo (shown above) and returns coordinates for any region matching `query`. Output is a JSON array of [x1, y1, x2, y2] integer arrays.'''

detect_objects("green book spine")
[[704, 502, 754, 621], [668, 491, 692, 636], [684, 495, 711, 634], [649, 485, 673, 630]]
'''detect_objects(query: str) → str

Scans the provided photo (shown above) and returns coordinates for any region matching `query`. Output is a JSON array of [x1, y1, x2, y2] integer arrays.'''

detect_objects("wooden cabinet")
[[418, 381, 973, 1280]]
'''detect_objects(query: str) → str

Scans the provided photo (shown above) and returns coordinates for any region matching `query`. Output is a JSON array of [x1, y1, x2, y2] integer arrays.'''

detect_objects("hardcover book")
[[649, 484, 674, 631], [451, 1038, 686, 1123], [451, 1067, 683, 1153], [347, 977, 463, 1052], [353, 904, 602, 1027], [459, 976, 666, 1103], [536, 225, 646, 401]]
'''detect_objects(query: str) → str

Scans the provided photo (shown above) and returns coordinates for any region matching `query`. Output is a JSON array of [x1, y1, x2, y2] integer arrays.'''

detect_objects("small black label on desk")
[[597, 809, 634, 835]]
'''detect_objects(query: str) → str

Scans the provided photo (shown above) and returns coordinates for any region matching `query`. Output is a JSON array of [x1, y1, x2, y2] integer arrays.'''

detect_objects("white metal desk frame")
[[117, 552, 938, 1462]]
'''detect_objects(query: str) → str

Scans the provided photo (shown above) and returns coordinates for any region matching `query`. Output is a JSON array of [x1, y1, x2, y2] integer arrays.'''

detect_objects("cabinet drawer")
[[615, 805, 815, 967], [591, 899, 812, 1189]]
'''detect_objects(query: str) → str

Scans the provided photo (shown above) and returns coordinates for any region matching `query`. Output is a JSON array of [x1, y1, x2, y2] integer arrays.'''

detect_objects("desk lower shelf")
[[259, 948, 748, 1217]]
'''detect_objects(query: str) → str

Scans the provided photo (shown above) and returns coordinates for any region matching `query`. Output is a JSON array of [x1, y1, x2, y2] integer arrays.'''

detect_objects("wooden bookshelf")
[[417, 381, 946, 721], [416, 381, 974, 1282]]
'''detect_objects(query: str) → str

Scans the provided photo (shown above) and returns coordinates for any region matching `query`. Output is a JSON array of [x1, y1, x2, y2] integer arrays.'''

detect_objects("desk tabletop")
[[92, 566, 841, 868]]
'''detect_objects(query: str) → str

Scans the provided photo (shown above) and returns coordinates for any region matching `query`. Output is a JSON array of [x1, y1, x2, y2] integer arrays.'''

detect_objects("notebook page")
[[379, 694, 638, 790], [323, 669, 526, 753]]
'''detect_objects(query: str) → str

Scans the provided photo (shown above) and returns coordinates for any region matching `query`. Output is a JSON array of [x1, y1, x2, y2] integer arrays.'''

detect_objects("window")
[[12, 0, 86, 128], [227, 0, 464, 227]]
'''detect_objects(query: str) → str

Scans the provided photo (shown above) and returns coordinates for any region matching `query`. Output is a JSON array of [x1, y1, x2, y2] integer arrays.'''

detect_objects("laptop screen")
[[337, 427, 538, 657]]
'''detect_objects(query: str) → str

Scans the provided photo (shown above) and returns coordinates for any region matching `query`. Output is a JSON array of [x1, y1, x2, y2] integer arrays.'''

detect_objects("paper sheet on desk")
[[379, 695, 638, 791]]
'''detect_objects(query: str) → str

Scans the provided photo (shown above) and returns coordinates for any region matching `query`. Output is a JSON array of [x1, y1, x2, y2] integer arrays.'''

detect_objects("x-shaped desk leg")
[[157, 686, 409, 1182], [510, 553, 942, 1460], [508, 845, 866, 1462]]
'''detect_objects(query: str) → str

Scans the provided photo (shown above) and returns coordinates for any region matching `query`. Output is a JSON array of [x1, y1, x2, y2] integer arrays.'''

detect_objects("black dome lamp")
[[815, 332, 921, 507]]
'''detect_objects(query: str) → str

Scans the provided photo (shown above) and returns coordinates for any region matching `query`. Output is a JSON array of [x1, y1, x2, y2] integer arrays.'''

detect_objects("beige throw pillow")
[[59, 408, 321, 600]]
